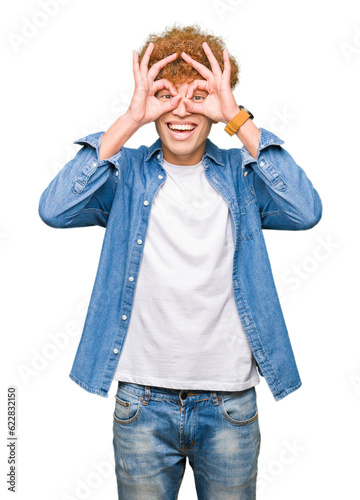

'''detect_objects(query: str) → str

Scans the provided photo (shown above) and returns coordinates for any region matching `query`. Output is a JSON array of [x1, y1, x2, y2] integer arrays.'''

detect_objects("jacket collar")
[[145, 138, 224, 166]]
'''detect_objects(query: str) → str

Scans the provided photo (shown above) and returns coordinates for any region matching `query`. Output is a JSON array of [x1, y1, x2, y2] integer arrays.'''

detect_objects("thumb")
[[183, 98, 205, 115], [161, 93, 182, 113]]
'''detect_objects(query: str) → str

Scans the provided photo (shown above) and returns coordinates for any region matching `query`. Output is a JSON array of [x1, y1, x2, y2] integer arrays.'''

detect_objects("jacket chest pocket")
[[239, 185, 262, 241]]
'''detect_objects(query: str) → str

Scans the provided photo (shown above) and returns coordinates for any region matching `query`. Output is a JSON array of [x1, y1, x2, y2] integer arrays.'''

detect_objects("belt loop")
[[211, 392, 220, 405], [143, 385, 150, 405]]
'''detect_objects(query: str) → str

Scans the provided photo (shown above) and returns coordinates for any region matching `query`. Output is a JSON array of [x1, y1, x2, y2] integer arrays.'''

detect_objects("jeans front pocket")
[[113, 389, 143, 425], [219, 387, 258, 425]]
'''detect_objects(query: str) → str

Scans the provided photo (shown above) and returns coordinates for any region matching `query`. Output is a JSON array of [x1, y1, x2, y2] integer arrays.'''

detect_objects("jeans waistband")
[[117, 380, 255, 404]]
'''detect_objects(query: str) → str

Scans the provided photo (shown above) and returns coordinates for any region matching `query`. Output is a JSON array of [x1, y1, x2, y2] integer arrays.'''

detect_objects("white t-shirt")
[[113, 158, 260, 391]]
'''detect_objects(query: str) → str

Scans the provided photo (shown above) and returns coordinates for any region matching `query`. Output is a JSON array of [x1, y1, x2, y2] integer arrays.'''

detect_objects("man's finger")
[[185, 79, 209, 99], [152, 78, 178, 97], [202, 42, 222, 76], [132, 50, 141, 87], [182, 98, 206, 115], [148, 52, 178, 81], [140, 42, 155, 78], [160, 93, 182, 113], [223, 48, 231, 81], [181, 52, 212, 80]]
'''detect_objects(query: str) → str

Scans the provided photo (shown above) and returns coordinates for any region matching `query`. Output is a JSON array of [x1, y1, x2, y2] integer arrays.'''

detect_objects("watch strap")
[[224, 105, 253, 136]]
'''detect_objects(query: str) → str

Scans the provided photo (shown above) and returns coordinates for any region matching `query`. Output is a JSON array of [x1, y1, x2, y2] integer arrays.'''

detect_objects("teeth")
[[169, 124, 195, 131]]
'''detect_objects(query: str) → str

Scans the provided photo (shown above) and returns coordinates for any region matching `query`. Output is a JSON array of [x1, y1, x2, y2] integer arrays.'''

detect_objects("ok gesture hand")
[[127, 43, 182, 127], [181, 42, 240, 124]]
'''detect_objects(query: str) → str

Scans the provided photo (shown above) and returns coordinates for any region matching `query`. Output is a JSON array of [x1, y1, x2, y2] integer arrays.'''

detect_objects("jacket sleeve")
[[38, 131, 122, 228], [241, 128, 323, 230]]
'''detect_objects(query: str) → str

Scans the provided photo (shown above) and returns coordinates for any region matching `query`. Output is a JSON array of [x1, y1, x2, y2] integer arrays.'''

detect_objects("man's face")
[[155, 80, 214, 165]]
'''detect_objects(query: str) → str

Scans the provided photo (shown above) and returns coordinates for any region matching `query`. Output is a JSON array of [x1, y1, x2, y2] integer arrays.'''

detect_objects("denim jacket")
[[38, 127, 322, 401]]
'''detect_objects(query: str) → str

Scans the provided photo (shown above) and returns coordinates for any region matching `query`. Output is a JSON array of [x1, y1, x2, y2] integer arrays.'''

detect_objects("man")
[[39, 25, 322, 500]]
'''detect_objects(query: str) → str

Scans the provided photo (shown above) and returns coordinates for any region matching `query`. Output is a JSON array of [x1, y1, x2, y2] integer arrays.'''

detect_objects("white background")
[[1, 0, 360, 498]]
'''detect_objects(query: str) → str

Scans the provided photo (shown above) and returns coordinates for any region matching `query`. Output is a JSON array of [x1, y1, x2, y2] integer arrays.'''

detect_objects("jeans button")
[[180, 391, 188, 400]]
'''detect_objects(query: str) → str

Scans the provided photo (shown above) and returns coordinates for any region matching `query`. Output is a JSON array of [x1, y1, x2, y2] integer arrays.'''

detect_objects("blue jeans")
[[112, 381, 261, 499]]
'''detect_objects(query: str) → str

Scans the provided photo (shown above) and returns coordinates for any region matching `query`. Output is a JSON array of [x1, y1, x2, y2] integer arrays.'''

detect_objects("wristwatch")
[[224, 105, 254, 136]]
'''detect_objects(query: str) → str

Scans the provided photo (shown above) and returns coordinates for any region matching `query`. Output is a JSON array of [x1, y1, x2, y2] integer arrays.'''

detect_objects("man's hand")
[[126, 43, 182, 127], [180, 42, 240, 124]]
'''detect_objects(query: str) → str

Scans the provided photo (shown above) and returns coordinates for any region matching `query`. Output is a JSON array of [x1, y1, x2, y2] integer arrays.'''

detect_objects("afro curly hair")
[[138, 24, 240, 90]]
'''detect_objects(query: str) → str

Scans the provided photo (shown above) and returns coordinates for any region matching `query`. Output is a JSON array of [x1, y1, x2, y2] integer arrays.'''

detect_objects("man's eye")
[[158, 94, 172, 100], [192, 95, 206, 101]]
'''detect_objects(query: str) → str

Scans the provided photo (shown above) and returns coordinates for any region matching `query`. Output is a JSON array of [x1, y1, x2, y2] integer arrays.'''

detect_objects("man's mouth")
[[166, 122, 197, 140]]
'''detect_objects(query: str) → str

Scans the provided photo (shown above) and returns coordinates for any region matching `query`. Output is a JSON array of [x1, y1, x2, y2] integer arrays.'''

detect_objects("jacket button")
[[92, 161, 97, 167], [128, 276, 134, 282], [115, 171, 119, 177], [137, 239, 143, 245], [157, 154, 161, 159], [113, 348, 119, 354], [243, 171, 248, 177], [144, 200, 149, 206], [122, 315, 127, 320], [158, 175, 163, 179], [259, 161, 265, 167]]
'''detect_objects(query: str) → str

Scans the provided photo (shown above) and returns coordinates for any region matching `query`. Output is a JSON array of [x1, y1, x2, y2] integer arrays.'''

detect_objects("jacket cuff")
[[73, 131, 122, 165], [241, 127, 285, 175], [71, 131, 121, 194]]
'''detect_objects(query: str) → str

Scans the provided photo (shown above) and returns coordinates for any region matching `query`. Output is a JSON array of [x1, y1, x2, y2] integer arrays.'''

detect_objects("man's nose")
[[171, 97, 191, 117]]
